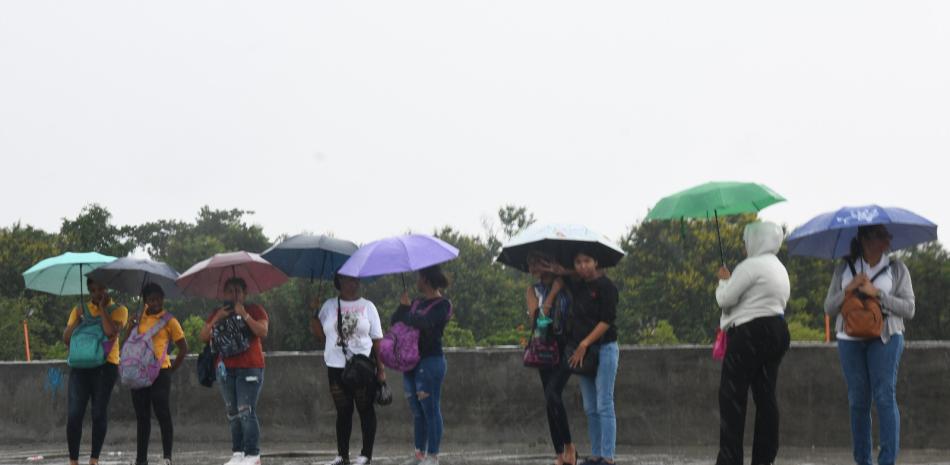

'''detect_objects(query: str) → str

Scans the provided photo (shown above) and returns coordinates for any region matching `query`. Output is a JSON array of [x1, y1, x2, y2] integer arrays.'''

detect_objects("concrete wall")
[[2, 343, 949, 450]]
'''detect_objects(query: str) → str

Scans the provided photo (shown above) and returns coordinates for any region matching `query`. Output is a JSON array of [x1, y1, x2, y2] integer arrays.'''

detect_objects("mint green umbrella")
[[645, 181, 785, 264], [22, 252, 117, 296]]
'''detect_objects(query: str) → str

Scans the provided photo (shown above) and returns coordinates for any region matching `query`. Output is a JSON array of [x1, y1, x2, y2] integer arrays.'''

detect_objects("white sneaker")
[[420, 457, 439, 465], [324, 457, 347, 465], [353, 456, 371, 465], [224, 452, 244, 465], [241, 455, 261, 465]]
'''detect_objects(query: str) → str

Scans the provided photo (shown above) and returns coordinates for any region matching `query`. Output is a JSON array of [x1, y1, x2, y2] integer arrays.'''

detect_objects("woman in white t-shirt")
[[312, 274, 385, 465]]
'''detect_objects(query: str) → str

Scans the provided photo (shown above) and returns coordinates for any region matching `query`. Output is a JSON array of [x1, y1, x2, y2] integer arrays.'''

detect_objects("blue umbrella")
[[86, 257, 182, 299], [788, 205, 938, 259], [261, 234, 358, 281]]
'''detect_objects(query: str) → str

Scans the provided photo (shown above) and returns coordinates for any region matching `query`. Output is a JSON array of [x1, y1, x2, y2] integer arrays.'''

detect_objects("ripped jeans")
[[218, 367, 264, 456], [402, 355, 446, 455]]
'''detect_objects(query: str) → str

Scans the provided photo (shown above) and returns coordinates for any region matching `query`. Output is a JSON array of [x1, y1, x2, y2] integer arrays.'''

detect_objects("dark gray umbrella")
[[261, 234, 359, 281], [86, 256, 183, 299]]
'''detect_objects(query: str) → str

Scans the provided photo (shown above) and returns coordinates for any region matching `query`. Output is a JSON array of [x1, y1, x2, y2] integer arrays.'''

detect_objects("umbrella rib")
[[247, 265, 265, 295]]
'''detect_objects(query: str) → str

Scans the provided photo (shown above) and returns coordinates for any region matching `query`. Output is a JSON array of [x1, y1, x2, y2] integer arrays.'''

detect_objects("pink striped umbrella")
[[176, 251, 289, 299]]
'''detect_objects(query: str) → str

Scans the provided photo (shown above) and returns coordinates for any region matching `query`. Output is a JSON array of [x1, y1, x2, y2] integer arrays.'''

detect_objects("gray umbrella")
[[261, 234, 359, 281], [86, 256, 183, 299]]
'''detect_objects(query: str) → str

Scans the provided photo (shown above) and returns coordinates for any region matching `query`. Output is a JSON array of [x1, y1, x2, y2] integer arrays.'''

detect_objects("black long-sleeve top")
[[565, 275, 618, 344], [391, 298, 452, 358]]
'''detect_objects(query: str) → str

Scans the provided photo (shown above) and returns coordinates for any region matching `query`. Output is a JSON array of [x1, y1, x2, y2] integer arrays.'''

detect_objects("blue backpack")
[[67, 302, 118, 369]]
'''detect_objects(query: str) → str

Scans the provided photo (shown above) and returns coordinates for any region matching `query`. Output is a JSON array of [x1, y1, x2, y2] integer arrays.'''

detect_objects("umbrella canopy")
[[22, 252, 117, 296], [788, 205, 938, 259], [645, 181, 785, 220], [645, 181, 785, 264], [497, 223, 626, 272], [261, 234, 358, 280], [86, 257, 182, 299], [176, 251, 289, 299], [338, 234, 459, 278]]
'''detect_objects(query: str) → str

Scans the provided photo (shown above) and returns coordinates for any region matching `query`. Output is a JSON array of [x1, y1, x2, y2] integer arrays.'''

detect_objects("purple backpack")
[[379, 299, 450, 372], [120, 313, 172, 389]]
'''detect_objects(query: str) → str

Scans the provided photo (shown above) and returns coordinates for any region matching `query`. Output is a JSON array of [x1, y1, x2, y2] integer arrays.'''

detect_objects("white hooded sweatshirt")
[[716, 221, 790, 329]]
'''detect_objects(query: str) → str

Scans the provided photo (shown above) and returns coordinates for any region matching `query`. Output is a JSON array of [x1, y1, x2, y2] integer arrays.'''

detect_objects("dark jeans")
[[538, 347, 572, 455], [67, 363, 119, 461], [327, 367, 377, 459], [717, 315, 790, 465], [403, 355, 447, 455], [131, 369, 174, 464], [218, 367, 264, 456]]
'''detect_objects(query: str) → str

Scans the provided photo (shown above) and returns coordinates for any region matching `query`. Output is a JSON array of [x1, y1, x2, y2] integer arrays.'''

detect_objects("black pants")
[[538, 347, 572, 454], [67, 363, 119, 461], [131, 369, 174, 464], [717, 315, 790, 465], [327, 367, 377, 459]]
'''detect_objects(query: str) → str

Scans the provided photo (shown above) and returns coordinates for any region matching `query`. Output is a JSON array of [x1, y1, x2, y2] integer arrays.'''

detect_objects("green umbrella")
[[22, 252, 117, 296], [645, 181, 785, 264]]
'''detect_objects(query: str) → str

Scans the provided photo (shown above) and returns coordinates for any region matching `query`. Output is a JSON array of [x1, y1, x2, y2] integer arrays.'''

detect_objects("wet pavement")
[[2, 443, 949, 465]]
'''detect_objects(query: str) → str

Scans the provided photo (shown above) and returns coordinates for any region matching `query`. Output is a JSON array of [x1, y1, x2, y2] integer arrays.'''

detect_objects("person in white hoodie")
[[713, 221, 791, 465]]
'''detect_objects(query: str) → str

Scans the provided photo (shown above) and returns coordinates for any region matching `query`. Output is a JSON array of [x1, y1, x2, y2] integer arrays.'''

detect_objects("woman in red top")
[[200, 277, 269, 465]]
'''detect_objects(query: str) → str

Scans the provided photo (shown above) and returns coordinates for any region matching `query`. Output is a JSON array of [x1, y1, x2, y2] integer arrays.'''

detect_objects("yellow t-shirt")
[[67, 300, 129, 365], [135, 310, 185, 369]]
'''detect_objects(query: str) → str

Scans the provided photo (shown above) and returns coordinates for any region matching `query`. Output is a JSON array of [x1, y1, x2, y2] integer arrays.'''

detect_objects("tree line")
[[1, 203, 947, 361]]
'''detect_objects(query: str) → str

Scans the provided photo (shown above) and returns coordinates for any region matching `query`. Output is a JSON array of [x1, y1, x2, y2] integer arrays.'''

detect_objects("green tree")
[[0, 222, 59, 298], [59, 204, 136, 257], [637, 320, 681, 345]]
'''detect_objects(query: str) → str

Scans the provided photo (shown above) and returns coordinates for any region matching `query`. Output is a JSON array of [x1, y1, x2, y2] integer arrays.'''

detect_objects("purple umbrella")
[[338, 234, 459, 278]]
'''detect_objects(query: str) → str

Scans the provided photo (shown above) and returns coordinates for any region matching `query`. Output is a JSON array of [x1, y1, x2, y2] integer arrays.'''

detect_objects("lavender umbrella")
[[337, 234, 460, 278]]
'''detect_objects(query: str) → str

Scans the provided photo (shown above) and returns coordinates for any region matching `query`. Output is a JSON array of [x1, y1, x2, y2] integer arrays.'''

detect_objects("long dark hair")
[[846, 225, 887, 263]]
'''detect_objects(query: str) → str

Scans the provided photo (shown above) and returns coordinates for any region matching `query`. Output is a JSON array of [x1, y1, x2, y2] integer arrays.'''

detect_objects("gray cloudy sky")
[[1, 1, 947, 247]]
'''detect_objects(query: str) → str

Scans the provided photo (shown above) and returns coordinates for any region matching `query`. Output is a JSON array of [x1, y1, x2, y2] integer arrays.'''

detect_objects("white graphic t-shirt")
[[318, 297, 383, 368]]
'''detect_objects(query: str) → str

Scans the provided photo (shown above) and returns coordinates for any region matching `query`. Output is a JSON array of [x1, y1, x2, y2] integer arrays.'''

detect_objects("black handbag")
[[337, 298, 378, 390], [196, 344, 216, 387], [376, 381, 393, 406], [212, 312, 251, 358], [565, 342, 599, 377]]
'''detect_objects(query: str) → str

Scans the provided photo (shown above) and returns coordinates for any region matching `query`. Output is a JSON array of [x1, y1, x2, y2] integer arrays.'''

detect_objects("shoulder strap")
[[143, 313, 173, 339], [336, 297, 349, 356], [869, 266, 890, 284], [847, 259, 857, 277]]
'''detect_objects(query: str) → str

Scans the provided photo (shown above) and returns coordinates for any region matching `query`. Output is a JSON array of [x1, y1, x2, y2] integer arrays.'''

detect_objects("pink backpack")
[[379, 299, 449, 372], [120, 313, 172, 389]]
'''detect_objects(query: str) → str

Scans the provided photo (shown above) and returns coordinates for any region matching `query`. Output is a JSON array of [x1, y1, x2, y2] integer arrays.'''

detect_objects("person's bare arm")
[[170, 338, 189, 372]]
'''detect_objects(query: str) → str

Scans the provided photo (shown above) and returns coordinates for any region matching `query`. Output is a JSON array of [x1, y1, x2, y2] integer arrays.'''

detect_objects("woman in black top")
[[391, 265, 452, 465], [544, 252, 619, 465]]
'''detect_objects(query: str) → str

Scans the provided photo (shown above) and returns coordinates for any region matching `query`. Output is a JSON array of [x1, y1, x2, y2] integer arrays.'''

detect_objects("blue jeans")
[[402, 355, 446, 455], [578, 342, 619, 461], [838, 335, 904, 465], [218, 367, 264, 456]]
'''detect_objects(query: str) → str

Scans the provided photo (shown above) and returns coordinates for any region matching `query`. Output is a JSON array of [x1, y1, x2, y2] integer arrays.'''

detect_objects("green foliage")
[[59, 204, 136, 257], [478, 324, 528, 347], [786, 312, 825, 342], [637, 319, 681, 345], [443, 320, 476, 348], [2, 203, 950, 360], [181, 314, 206, 353]]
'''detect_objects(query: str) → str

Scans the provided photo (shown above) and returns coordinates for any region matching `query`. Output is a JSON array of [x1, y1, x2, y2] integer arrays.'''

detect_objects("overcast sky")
[[2, 1, 948, 248]]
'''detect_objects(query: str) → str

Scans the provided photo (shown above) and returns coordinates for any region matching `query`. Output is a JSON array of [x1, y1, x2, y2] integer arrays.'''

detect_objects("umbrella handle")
[[714, 210, 725, 266]]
